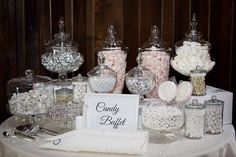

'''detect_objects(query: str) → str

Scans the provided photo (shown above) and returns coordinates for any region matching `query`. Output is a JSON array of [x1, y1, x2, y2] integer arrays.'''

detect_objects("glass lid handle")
[[105, 25, 117, 46], [98, 52, 105, 65], [25, 69, 34, 77], [136, 53, 143, 66], [211, 95, 217, 102], [58, 17, 65, 33], [192, 99, 199, 106], [148, 25, 160, 45], [190, 13, 198, 38]]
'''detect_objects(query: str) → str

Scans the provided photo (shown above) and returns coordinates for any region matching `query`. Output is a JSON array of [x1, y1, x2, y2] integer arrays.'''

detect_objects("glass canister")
[[171, 13, 215, 76], [7, 69, 54, 117], [204, 95, 224, 134], [190, 66, 206, 96], [125, 53, 156, 97], [138, 25, 171, 98], [87, 52, 117, 93], [184, 99, 206, 139], [72, 74, 92, 105], [99, 25, 128, 94]]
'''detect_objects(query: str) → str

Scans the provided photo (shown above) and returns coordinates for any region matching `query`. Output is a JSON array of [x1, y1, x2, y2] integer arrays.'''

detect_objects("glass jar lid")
[[204, 95, 224, 106], [139, 25, 171, 52], [185, 99, 205, 109], [72, 74, 88, 82], [45, 17, 78, 48], [190, 66, 207, 74], [178, 13, 211, 47], [126, 54, 155, 78], [101, 25, 128, 51], [87, 52, 117, 77]]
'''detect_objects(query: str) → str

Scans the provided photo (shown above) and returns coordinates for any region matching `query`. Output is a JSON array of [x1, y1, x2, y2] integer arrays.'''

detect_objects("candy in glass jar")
[[87, 52, 117, 93], [171, 13, 215, 76], [138, 25, 171, 98], [190, 66, 206, 96], [184, 99, 205, 139], [99, 25, 128, 93], [204, 95, 224, 134]]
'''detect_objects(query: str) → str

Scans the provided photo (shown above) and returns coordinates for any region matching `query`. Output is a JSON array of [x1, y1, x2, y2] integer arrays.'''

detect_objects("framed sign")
[[85, 93, 139, 131]]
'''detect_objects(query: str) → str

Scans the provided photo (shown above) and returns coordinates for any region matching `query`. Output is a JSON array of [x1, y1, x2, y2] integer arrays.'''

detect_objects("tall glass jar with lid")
[[99, 25, 128, 94], [171, 13, 215, 76], [138, 25, 171, 98]]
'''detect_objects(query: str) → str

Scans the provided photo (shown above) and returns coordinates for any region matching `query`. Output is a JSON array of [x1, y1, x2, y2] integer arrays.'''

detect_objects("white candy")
[[205, 107, 223, 134], [184, 109, 205, 139], [88, 75, 117, 93], [171, 42, 215, 76], [142, 105, 184, 131], [9, 88, 54, 115]]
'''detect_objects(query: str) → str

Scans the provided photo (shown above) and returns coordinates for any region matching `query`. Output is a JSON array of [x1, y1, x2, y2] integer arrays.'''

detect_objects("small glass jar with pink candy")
[[99, 25, 128, 94], [138, 25, 171, 98]]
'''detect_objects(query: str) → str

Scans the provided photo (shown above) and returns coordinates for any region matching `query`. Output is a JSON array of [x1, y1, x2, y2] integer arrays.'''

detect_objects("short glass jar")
[[184, 99, 206, 139], [190, 66, 207, 96], [7, 69, 54, 117], [204, 95, 224, 134]]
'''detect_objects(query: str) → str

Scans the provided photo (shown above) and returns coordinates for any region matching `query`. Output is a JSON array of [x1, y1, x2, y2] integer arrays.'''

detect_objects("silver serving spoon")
[[3, 130, 35, 141]]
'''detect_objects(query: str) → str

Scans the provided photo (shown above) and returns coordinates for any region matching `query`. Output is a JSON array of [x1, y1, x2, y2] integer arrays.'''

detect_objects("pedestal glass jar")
[[41, 18, 84, 79], [204, 95, 224, 134], [99, 25, 128, 93], [138, 25, 171, 98], [125, 54, 156, 103], [142, 100, 184, 143], [87, 53, 117, 93], [171, 13, 215, 76], [184, 99, 206, 139]]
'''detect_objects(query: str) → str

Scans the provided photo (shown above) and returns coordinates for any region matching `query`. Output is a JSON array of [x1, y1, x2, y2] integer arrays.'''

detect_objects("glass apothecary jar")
[[184, 99, 206, 139], [171, 13, 215, 76], [138, 25, 171, 98], [41, 18, 84, 80], [7, 69, 54, 117], [99, 25, 128, 93], [204, 95, 224, 134], [125, 54, 156, 98], [87, 52, 117, 93]]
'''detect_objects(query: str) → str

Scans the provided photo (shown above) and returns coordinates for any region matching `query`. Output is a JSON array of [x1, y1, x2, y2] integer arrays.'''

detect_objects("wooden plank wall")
[[0, 0, 235, 125]]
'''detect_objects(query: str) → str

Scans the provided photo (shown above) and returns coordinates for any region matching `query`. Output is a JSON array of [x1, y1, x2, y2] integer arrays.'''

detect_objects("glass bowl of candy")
[[142, 99, 184, 143], [7, 69, 54, 118], [87, 52, 117, 93]]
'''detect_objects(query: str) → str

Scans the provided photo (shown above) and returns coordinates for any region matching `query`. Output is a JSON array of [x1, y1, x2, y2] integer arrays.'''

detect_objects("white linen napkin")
[[39, 129, 149, 155]]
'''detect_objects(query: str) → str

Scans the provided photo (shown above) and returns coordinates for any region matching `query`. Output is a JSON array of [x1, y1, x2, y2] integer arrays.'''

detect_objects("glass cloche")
[[171, 13, 215, 76], [87, 52, 117, 93], [7, 69, 54, 117], [138, 25, 171, 98], [41, 17, 84, 79]]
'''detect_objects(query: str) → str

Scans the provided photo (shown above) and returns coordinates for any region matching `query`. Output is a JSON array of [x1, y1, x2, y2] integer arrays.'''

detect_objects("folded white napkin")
[[39, 129, 149, 155]]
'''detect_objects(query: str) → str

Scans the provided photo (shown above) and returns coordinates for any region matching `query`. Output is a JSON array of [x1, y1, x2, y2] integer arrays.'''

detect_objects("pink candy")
[[141, 51, 170, 98], [101, 50, 127, 94]]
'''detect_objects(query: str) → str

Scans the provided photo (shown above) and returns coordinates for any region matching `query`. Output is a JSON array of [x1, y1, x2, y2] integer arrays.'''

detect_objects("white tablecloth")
[[0, 117, 236, 157]]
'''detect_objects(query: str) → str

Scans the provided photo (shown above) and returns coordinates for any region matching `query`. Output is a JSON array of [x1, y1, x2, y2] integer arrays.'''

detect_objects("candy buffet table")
[[0, 117, 236, 157]]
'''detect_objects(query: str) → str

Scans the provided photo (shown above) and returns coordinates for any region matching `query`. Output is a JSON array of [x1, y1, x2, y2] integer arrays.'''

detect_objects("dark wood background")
[[0, 0, 235, 126]]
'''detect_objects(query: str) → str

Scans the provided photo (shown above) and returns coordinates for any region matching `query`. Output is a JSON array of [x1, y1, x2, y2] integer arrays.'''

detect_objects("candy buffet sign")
[[85, 93, 139, 131]]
